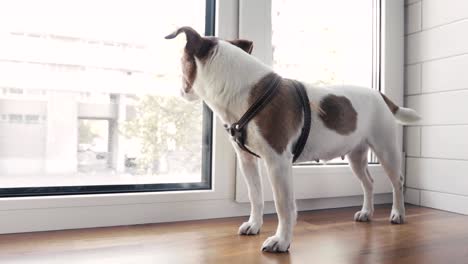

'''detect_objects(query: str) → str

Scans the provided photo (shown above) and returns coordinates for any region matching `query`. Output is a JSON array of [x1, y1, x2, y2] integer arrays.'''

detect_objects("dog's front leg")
[[262, 155, 296, 253], [233, 146, 264, 235]]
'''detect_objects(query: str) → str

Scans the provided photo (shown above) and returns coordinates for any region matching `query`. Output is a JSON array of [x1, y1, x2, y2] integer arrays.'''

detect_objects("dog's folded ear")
[[228, 39, 254, 54], [165, 26, 204, 55]]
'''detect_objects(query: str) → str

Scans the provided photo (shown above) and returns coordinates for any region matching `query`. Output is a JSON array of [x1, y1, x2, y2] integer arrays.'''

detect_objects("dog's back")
[[296, 83, 418, 163]]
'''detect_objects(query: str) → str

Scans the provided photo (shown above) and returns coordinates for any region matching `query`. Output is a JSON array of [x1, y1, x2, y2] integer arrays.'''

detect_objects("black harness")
[[224, 75, 311, 163]]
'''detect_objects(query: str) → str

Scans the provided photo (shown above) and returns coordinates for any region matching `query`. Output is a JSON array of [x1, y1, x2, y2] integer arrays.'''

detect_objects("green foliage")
[[79, 120, 99, 144], [123, 95, 203, 173]]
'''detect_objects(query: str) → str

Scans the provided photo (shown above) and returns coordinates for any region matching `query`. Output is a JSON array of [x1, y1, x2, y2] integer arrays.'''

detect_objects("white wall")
[[404, 0, 468, 214]]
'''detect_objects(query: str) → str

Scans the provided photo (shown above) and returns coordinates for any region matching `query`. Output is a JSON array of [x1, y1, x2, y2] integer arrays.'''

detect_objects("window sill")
[[236, 164, 392, 203], [0, 188, 223, 211]]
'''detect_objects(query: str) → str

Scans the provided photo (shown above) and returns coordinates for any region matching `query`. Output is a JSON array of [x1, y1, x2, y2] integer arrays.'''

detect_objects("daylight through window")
[[0, 0, 211, 192]]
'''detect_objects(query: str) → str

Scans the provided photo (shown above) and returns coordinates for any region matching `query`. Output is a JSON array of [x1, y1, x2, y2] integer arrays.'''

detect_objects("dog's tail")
[[380, 92, 421, 125]]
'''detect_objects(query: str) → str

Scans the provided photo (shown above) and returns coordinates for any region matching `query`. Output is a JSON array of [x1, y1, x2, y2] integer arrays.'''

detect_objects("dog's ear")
[[165, 27, 204, 55], [228, 39, 253, 54]]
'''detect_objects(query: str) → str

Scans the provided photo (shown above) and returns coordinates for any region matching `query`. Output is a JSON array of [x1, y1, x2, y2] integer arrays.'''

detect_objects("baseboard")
[[405, 187, 421, 205], [420, 190, 468, 215], [405, 187, 468, 215]]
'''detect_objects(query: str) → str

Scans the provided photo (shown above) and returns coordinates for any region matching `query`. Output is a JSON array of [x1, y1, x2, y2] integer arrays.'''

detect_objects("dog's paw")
[[390, 210, 405, 224], [238, 221, 262, 235], [354, 210, 373, 222], [261, 235, 290, 253]]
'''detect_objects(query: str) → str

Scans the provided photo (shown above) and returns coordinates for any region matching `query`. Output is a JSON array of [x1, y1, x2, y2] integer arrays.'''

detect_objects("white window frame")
[[235, 0, 403, 202], [0, 0, 403, 234]]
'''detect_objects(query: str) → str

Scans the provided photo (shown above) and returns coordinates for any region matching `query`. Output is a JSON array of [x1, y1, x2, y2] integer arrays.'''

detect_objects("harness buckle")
[[224, 123, 244, 143]]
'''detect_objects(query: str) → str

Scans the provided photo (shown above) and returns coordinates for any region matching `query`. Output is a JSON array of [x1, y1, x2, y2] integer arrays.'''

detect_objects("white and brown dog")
[[165, 27, 420, 253]]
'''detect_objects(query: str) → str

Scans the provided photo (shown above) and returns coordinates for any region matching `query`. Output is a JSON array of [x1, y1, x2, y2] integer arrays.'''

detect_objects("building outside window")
[[0, 0, 213, 195]]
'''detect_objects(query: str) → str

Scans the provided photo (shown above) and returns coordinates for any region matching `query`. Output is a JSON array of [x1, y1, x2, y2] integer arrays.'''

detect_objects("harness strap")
[[224, 74, 282, 157], [225, 74, 311, 163], [290, 80, 311, 163], [236, 75, 283, 129]]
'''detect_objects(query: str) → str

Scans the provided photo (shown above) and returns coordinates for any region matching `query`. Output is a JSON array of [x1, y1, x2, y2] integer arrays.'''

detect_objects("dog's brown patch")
[[380, 92, 399, 114], [227, 39, 253, 54], [181, 52, 197, 93], [319, 94, 357, 135], [249, 73, 303, 154], [166, 27, 218, 93], [180, 37, 217, 93]]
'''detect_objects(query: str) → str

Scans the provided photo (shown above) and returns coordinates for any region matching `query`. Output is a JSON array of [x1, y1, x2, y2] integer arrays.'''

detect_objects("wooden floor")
[[0, 205, 467, 264]]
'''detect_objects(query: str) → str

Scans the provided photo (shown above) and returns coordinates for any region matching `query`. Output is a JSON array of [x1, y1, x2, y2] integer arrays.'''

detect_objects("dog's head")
[[165, 27, 253, 101]]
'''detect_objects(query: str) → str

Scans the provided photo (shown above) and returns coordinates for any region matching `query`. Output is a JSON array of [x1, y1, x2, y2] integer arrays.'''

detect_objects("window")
[[8, 114, 23, 123], [0, 0, 214, 196], [8, 88, 23, 95], [236, 0, 397, 202], [271, 0, 378, 165], [272, 0, 374, 87], [78, 119, 110, 173], [24, 114, 40, 124]]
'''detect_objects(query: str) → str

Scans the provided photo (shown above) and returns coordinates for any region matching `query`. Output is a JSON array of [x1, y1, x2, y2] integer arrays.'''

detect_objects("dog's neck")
[[194, 41, 273, 125]]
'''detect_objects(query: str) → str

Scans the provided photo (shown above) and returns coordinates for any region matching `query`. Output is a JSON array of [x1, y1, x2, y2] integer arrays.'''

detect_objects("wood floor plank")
[[0, 204, 467, 264]]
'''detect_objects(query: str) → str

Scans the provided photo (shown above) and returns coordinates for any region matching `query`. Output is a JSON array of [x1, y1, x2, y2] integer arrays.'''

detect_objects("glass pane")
[[272, 0, 375, 165], [0, 0, 206, 188]]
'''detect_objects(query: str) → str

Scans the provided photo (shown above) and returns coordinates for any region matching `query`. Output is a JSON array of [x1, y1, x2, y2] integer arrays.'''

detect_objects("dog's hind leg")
[[348, 144, 374, 222], [368, 136, 406, 224], [233, 145, 264, 235]]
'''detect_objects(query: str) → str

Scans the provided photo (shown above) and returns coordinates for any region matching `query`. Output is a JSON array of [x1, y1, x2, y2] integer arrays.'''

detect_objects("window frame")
[[0, 0, 215, 197], [236, 0, 403, 202]]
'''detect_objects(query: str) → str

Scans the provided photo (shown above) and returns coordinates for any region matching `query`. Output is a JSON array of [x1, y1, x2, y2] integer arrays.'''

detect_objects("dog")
[[165, 27, 420, 253]]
